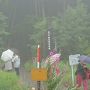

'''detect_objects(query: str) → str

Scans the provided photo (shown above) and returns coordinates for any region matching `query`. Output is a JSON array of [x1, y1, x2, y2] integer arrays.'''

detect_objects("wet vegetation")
[[0, 0, 90, 90]]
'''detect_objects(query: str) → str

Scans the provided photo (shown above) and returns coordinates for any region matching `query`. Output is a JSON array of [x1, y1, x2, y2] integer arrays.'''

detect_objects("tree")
[[0, 12, 8, 53], [55, 0, 90, 57]]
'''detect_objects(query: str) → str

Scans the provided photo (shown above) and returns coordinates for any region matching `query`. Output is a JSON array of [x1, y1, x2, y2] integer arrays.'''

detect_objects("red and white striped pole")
[[37, 45, 41, 68]]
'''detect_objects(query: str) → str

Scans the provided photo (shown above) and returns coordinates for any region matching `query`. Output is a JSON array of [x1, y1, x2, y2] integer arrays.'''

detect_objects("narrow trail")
[[20, 66, 37, 88], [19, 66, 46, 90]]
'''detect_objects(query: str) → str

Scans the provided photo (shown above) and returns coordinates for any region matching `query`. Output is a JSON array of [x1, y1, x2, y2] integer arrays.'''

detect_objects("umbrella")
[[49, 50, 56, 56], [79, 55, 90, 63], [50, 54, 61, 64], [1, 49, 14, 62]]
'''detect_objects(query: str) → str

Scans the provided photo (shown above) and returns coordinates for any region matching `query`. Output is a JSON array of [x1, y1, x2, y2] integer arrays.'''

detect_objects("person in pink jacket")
[[75, 63, 88, 90]]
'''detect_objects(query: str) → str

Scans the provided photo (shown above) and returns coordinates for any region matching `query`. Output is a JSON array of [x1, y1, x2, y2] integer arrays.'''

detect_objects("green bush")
[[0, 71, 24, 90], [46, 62, 61, 90], [47, 76, 61, 90], [47, 61, 73, 90], [24, 60, 37, 72], [83, 47, 90, 55]]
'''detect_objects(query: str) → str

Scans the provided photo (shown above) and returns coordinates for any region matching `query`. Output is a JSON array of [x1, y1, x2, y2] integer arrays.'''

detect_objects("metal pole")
[[37, 81, 40, 90], [71, 65, 74, 86]]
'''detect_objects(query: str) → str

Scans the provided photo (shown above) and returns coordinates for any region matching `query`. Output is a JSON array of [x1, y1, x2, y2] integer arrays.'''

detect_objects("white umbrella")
[[1, 49, 14, 62]]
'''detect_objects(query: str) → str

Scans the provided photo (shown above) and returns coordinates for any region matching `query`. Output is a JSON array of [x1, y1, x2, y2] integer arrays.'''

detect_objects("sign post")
[[69, 54, 80, 86], [31, 68, 47, 81], [31, 45, 47, 90], [37, 45, 41, 90]]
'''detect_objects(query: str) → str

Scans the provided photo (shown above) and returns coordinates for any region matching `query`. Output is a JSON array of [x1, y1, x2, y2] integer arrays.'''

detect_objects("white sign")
[[69, 54, 80, 66], [69, 54, 80, 86]]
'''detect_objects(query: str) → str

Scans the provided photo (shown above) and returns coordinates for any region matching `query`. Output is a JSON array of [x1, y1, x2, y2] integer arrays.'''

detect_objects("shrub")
[[24, 59, 37, 72], [0, 71, 25, 90]]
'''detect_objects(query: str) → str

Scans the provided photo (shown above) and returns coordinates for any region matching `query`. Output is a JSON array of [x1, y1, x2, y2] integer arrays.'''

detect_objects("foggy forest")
[[0, 0, 90, 90]]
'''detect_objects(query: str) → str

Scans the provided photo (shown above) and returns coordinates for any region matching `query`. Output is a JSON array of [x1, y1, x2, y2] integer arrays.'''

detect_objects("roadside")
[[20, 66, 45, 90]]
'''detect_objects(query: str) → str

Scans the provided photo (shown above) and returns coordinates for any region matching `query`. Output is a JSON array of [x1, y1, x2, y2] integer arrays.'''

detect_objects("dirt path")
[[20, 67, 45, 90], [20, 67, 37, 88]]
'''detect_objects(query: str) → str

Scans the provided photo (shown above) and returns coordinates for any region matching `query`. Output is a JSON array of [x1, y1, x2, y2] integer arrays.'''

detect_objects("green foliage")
[[2, 0, 90, 60], [46, 61, 73, 90], [53, 0, 90, 56], [58, 60, 66, 70], [45, 60, 60, 90], [30, 0, 90, 57], [0, 71, 24, 90], [0, 11, 9, 53], [32, 18, 47, 44], [47, 76, 61, 90], [83, 47, 90, 55], [0, 12, 8, 34], [55, 62, 73, 90], [14, 16, 40, 57], [24, 59, 37, 72]]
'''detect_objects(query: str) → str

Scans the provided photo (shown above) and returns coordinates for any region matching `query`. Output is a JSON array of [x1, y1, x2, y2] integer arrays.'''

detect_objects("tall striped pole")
[[48, 30, 51, 50], [37, 45, 40, 68], [37, 45, 41, 90]]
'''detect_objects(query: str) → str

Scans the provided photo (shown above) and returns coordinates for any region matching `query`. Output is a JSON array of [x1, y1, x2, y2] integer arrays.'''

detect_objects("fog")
[[0, 0, 90, 62]]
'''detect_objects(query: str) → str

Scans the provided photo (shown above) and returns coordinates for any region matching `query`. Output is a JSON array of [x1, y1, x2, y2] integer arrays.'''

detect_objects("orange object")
[[31, 68, 47, 81]]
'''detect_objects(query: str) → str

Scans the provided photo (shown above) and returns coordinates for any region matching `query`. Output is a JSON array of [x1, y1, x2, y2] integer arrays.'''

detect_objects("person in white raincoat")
[[12, 54, 20, 76]]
